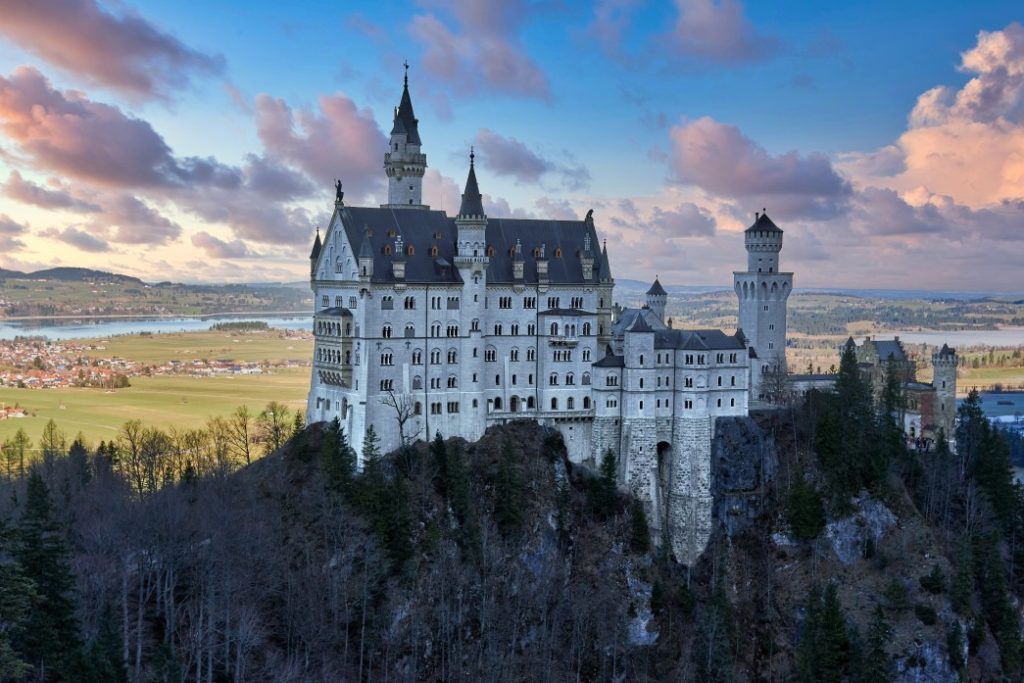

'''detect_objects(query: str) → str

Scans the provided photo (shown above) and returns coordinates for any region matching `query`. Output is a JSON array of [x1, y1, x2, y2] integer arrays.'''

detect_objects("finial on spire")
[[470, 145, 475, 166], [403, 60, 409, 87]]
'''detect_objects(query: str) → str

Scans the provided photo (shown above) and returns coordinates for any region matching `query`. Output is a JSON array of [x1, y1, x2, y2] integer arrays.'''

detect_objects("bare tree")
[[256, 401, 291, 455], [227, 405, 255, 465], [380, 390, 422, 447], [761, 362, 793, 407]]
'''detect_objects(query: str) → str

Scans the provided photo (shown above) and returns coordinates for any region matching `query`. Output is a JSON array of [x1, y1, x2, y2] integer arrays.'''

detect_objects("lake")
[[967, 390, 1024, 420], [0, 314, 313, 341], [889, 328, 1024, 347]]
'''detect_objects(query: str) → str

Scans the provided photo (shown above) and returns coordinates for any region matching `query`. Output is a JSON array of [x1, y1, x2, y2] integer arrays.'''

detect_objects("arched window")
[[550, 322, 559, 336], [412, 376, 423, 390], [583, 322, 591, 336], [567, 397, 574, 409], [382, 325, 392, 338], [582, 372, 591, 385], [549, 373, 558, 385], [583, 396, 591, 409], [494, 397, 503, 410], [551, 397, 558, 410], [486, 245, 496, 257], [527, 396, 535, 409]]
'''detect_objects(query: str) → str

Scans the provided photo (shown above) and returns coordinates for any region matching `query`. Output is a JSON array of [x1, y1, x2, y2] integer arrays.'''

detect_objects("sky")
[[0, 1, 1023, 291]]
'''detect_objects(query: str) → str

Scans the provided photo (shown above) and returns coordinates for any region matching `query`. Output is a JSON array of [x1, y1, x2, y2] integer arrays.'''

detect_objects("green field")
[[84, 330, 312, 364], [0, 328, 314, 450]]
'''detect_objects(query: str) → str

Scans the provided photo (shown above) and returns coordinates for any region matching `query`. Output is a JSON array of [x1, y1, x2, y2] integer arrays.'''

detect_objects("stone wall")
[[711, 416, 776, 537], [668, 416, 714, 564]]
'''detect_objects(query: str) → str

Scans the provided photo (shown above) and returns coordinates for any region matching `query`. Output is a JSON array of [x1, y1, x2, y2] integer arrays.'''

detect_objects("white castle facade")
[[306, 74, 792, 562]]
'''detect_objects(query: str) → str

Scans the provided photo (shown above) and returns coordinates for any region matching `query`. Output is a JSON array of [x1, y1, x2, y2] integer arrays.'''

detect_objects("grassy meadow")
[[0, 329, 312, 449]]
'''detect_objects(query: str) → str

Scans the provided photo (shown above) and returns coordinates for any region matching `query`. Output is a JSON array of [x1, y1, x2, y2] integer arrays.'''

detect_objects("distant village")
[[0, 331, 311, 393]]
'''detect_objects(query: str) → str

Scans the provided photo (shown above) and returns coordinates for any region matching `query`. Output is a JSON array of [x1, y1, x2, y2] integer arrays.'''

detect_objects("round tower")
[[733, 211, 792, 401], [932, 344, 958, 441]]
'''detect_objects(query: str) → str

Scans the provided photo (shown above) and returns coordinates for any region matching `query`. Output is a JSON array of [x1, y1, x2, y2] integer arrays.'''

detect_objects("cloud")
[[2, 171, 100, 212], [0, 214, 27, 251], [669, 116, 851, 218], [241, 154, 314, 201], [423, 168, 461, 214], [667, 0, 779, 65], [94, 195, 181, 245], [582, 0, 643, 59], [40, 227, 109, 253], [0, 0, 223, 100], [0, 67, 240, 189], [190, 231, 259, 258], [845, 24, 1024, 209], [534, 197, 578, 220], [482, 195, 535, 218], [647, 202, 717, 237], [473, 128, 591, 190], [474, 128, 551, 182], [409, 0, 551, 100], [254, 92, 386, 201]]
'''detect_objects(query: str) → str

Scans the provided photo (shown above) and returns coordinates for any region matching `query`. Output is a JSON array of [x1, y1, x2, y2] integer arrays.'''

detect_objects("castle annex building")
[[305, 73, 804, 561]]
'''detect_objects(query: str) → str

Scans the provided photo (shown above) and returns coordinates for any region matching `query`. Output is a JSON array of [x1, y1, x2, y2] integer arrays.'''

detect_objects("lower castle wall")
[[669, 416, 714, 565]]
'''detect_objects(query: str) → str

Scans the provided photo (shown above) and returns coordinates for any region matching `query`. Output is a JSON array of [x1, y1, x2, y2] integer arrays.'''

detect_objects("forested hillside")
[[1, 346, 1023, 681]]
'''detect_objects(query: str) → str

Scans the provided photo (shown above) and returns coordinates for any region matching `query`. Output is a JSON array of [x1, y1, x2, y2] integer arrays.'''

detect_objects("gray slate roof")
[[336, 206, 603, 285], [458, 158, 485, 217], [647, 278, 667, 296], [317, 307, 352, 317], [746, 212, 782, 233], [309, 231, 321, 260], [871, 339, 907, 362], [391, 81, 421, 145], [593, 353, 625, 368], [653, 329, 746, 351], [611, 307, 666, 337]]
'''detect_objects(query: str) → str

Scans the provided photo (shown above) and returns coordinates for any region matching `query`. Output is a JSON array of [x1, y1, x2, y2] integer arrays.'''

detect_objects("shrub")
[[786, 475, 826, 541]]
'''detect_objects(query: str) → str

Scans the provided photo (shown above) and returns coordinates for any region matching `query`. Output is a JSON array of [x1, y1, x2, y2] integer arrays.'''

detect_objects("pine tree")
[[493, 440, 525, 537], [0, 522, 34, 681], [39, 419, 67, 460], [362, 424, 382, 472], [588, 449, 619, 519], [797, 584, 851, 683], [430, 431, 448, 494], [14, 471, 82, 679], [321, 418, 355, 494], [951, 536, 974, 614], [629, 498, 651, 554], [859, 605, 894, 682], [786, 475, 825, 541], [292, 409, 305, 439]]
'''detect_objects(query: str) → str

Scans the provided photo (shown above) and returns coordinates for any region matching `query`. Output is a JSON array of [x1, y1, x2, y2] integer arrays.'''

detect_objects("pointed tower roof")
[[647, 277, 666, 296], [358, 228, 373, 259], [598, 240, 612, 281], [309, 228, 322, 260], [745, 210, 782, 233], [458, 149, 485, 218], [391, 63, 421, 145]]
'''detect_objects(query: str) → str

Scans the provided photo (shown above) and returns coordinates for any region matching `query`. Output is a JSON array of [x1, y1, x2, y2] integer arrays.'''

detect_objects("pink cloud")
[[667, 0, 779, 65], [40, 227, 110, 253], [254, 92, 386, 202], [2, 171, 100, 212], [473, 128, 591, 190], [409, 0, 551, 101], [669, 116, 851, 219], [422, 168, 461, 214], [0, 214, 28, 251], [0, 0, 223, 100], [0, 67, 239, 189], [190, 231, 259, 259]]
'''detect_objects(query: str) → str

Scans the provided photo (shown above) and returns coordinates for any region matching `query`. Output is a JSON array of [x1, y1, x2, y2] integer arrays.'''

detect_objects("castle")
[[304, 72, 938, 562]]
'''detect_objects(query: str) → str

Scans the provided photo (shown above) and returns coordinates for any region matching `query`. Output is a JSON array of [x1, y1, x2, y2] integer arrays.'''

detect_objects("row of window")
[[315, 320, 351, 336], [318, 348, 349, 364], [322, 295, 357, 309], [640, 352, 741, 366]]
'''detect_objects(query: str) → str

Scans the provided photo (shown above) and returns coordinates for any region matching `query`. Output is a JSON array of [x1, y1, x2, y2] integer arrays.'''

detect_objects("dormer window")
[[486, 246, 495, 257], [388, 230, 396, 238], [554, 247, 562, 258], [430, 246, 439, 256], [407, 245, 415, 256], [383, 245, 392, 255], [533, 247, 541, 258]]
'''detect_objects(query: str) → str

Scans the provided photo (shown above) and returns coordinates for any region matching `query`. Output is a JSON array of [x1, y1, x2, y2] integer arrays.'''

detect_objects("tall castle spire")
[[383, 62, 428, 209]]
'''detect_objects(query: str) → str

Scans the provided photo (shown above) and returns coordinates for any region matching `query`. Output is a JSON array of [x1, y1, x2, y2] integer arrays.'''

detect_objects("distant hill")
[[0, 266, 145, 284]]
